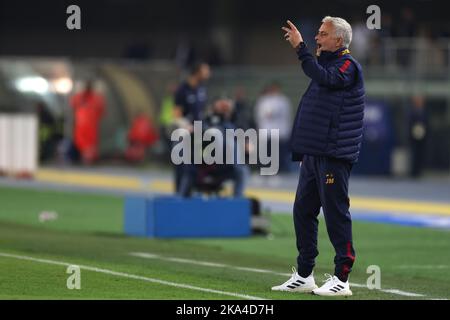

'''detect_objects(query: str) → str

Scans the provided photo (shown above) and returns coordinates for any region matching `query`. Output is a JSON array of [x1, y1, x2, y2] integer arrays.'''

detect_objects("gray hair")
[[322, 16, 352, 48]]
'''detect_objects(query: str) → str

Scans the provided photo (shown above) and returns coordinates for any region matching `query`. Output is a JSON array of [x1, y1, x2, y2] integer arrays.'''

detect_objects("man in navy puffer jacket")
[[272, 17, 365, 297]]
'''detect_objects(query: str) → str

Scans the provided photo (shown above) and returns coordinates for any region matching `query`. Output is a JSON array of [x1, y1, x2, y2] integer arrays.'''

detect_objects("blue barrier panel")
[[124, 196, 148, 236], [124, 195, 251, 238]]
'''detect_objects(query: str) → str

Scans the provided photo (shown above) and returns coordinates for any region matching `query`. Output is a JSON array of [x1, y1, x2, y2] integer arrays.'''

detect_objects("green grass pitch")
[[0, 186, 449, 300]]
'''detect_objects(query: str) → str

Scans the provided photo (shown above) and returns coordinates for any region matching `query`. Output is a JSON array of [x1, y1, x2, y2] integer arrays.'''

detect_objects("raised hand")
[[282, 20, 304, 49]]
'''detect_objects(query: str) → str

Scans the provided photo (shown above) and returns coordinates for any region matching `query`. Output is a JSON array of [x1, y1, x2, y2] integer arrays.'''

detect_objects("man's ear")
[[336, 37, 344, 48]]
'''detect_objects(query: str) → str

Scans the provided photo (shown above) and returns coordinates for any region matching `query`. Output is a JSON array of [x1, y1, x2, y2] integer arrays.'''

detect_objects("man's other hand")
[[282, 20, 303, 49]]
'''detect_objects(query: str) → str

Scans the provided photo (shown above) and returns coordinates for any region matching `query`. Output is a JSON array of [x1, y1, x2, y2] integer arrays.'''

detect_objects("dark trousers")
[[410, 139, 426, 178], [294, 155, 355, 282]]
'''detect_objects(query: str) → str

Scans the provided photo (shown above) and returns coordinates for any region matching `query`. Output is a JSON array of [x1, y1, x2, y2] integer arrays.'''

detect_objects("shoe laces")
[[287, 266, 298, 281], [281, 266, 300, 283], [323, 273, 337, 285], [291, 266, 297, 276]]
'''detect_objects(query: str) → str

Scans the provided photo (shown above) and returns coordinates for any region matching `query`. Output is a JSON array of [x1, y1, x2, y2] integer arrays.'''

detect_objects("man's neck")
[[318, 47, 348, 60], [328, 47, 346, 54]]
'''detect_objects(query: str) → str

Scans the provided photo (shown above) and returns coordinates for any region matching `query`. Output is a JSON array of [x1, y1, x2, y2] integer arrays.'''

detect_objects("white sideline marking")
[[0, 252, 266, 300], [381, 289, 424, 297], [130, 252, 291, 276], [130, 252, 429, 298]]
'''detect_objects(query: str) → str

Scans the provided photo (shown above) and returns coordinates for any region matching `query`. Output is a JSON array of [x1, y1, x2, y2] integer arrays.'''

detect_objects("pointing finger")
[[287, 20, 298, 31]]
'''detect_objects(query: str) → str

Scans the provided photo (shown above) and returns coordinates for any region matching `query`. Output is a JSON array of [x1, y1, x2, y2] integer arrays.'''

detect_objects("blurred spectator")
[[158, 82, 178, 158], [255, 82, 292, 173], [36, 101, 62, 162], [408, 95, 429, 178], [178, 97, 247, 197], [350, 19, 372, 65], [173, 62, 211, 124], [230, 86, 254, 131], [396, 7, 418, 68], [396, 7, 418, 38], [366, 34, 383, 66], [372, 13, 395, 66], [414, 27, 446, 74], [125, 113, 159, 162], [379, 13, 395, 38], [69, 80, 105, 165], [230, 86, 256, 165], [172, 62, 211, 192]]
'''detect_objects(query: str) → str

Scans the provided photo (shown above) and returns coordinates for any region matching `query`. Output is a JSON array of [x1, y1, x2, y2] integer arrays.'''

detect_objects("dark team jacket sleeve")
[[296, 43, 356, 89], [174, 87, 185, 108]]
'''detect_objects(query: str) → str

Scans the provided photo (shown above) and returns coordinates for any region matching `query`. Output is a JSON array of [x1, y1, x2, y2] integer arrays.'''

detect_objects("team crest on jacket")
[[325, 174, 335, 185]]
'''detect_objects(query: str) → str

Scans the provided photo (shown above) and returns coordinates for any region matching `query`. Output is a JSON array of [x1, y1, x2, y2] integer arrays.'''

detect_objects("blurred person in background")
[[255, 81, 293, 173], [396, 7, 418, 68], [69, 80, 105, 165], [414, 26, 446, 74], [367, 13, 394, 66], [158, 82, 178, 159], [230, 86, 255, 131], [36, 101, 62, 162], [408, 94, 429, 178], [178, 97, 247, 198], [173, 62, 211, 125], [125, 113, 159, 163], [396, 7, 418, 38], [172, 62, 211, 193], [350, 16, 372, 65], [230, 86, 256, 165]]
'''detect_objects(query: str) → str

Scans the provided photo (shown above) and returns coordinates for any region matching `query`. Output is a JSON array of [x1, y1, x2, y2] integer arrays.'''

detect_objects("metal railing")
[[364, 37, 450, 78]]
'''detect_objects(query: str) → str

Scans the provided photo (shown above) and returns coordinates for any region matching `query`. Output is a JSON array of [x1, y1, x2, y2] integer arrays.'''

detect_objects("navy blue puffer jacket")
[[290, 44, 365, 163]]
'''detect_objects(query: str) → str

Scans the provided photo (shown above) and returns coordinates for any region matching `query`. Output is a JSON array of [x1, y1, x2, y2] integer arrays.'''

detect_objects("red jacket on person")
[[70, 91, 105, 157]]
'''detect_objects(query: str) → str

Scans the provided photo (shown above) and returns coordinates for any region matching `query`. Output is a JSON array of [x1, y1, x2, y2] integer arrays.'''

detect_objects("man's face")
[[314, 22, 342, 56], [199, 64, 211, 82], [214, 99, 233, 118]]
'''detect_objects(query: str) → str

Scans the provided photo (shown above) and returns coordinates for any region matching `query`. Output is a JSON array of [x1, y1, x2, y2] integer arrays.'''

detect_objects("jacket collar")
[[318, 47, 350, 64]]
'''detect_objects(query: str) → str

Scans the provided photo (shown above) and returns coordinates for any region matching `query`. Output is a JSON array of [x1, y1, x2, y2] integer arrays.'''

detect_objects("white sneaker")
[[312, 274, 352, 297], [271, 267, 318, 293]]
